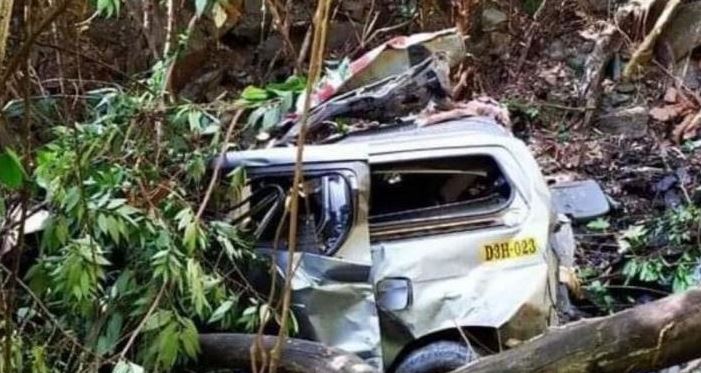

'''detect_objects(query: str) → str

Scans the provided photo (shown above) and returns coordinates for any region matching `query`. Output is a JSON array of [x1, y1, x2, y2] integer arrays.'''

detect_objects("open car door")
[[229, 144, 383, 367]]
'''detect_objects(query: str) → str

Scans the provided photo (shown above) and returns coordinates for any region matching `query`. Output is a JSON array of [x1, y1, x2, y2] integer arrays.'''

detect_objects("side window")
[[239, 173, 354, 255], [369, 155, 512, 228]]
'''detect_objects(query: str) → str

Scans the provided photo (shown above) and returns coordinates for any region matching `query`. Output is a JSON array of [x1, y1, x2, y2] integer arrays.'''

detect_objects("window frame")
[[367, 149, 522, 236], [244, 167, 360, 256]]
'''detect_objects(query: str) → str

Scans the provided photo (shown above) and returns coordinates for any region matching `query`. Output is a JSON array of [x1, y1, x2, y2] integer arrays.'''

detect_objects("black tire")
[[394, 341, 479, 373]]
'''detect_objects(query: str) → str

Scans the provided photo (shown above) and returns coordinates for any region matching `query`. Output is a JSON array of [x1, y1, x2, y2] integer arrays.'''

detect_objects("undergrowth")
[[582, 204, 701, 314]]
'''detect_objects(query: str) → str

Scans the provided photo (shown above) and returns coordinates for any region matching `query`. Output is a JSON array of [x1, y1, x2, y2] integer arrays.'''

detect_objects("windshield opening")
[[240, 173, 354, 255], [369, 155, 512, 228]]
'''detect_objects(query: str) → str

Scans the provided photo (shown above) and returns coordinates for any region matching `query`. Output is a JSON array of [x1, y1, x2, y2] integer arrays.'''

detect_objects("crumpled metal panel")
[[366, 140, 558, 366], [306, 28, 465, 108], [273, 251, 383, 368], [371, 217, 552, 338]]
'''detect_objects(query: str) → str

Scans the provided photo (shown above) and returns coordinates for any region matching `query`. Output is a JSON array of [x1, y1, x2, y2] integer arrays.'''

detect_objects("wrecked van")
[[220, 117, 609, 372]]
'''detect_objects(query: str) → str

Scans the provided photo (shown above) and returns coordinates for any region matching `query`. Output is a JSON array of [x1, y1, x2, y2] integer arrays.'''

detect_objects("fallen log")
[[454, 288, 701, 373], [198, 333, 378, 373]]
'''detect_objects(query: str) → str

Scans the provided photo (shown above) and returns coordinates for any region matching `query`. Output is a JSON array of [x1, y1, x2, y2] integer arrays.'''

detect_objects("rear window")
[[369, 155, 512, 227]]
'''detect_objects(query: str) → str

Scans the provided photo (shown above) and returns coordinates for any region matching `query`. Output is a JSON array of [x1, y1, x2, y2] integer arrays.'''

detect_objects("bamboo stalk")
[[0, 0, 14, 71]]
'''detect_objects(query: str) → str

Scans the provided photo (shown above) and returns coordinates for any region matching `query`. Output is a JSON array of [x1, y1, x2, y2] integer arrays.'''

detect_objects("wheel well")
[[387, 326, 499, 373]]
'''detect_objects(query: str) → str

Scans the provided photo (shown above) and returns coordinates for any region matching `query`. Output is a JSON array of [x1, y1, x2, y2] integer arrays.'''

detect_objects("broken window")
[[369, 155, 512, 229], [236, 173, 354, 255]]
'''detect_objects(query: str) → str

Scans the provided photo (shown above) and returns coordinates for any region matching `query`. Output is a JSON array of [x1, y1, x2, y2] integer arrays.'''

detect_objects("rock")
[[548, 40, 566, 61], [580, 0, 611, 13], [579, 41, 595, 54], [567, 55, 586, 72], [615, 82, 636, 94], [678, 64, 701, 90], [598, 106, 649, 138], [341, 1, 366, 20], [481, 7, 507, 31], [664, 87, 678, 103], [607, 93, 632, 107], [489, 32, 512, 56]]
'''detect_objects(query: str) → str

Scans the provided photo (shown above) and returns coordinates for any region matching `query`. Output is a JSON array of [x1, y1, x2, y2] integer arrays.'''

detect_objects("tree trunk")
[[197, 333, 378, 373], [200, 290, 701, 373], [455, 288, 701, 373]]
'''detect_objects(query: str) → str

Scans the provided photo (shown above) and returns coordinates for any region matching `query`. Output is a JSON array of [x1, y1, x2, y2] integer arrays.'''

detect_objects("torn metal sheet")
[[272, 251, 383, 368], [278, 28, 466, 144], [279, 54, 452, 144], [305, 28, 465, 109]]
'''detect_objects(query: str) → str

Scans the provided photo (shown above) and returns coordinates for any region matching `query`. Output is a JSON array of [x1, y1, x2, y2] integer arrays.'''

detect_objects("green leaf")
[[184, 222, 198, 253], [245, 106, 267, 129], [31, 346, 49, 373], [143, 310, 173, 332], [586, 218, 610, 231], [105, 215, 121, 244], [188, 110, 203, 133], [113, 359, 144, 373], [106, 198, 127, 210], [267, 75, 306, 92], [0, 148, 25, 189], [179, 317, 200, 358], [208, 300, 234, 324], [261, 103, 282, 131], [240, 86, 268, 102]]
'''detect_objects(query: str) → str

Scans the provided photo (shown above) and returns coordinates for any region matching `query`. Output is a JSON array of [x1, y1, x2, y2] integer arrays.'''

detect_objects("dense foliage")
[[0, 59, 308, 371]]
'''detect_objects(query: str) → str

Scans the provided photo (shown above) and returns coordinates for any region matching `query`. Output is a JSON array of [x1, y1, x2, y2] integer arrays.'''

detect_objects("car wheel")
[[394, 340, 479, 373]]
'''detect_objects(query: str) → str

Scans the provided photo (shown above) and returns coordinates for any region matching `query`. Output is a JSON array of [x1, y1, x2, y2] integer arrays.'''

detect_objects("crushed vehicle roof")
[[221, 117, 513, 169]]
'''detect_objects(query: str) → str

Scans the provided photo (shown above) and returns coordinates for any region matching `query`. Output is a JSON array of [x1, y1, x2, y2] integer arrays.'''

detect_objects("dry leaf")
[[212, 3, 228, 28], [417, 97, 511, 128], [212, 0, 243, 30], [672, 111, 701, 143], [664, 87, 678, 103], [650, 105, 684, 122]]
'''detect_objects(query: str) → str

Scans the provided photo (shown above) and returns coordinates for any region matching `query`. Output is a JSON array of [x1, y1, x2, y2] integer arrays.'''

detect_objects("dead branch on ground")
[[454, 287, 701, 373], [200, 333, 377, 373]]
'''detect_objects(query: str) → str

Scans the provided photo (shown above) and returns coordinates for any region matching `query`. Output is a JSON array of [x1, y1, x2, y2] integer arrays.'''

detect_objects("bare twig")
[[515, 0, 548, 73], [0, 0, 15, 71], [267, 0, 331, 372], [116, 282, 167, 360], [194, 109, 244, 222], [251, 204, 290, 373], [0, 0, 70, 92], [163, 0, 175, 57], [623, 0, 681, 79], [264, 0, 302, 74], [296, 25, 313, 68], [0, 264, 100, 359]]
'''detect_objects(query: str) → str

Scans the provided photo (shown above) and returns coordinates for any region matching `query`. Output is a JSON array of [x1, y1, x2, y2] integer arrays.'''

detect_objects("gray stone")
[[482, 8, 507, 31], [598, 106, 648, 138], [567, 55, 586, 72], [489, 32, 512, 56], [682, 66, 700, 90], [579, 41, 595, 54], [607, 93, 632, 107], [616, 82, 636, 94], [548, 40, 566, 61]]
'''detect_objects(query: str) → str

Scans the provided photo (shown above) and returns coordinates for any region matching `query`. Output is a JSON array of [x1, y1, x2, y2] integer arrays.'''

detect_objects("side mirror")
[[376, 277, 412, 311]]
